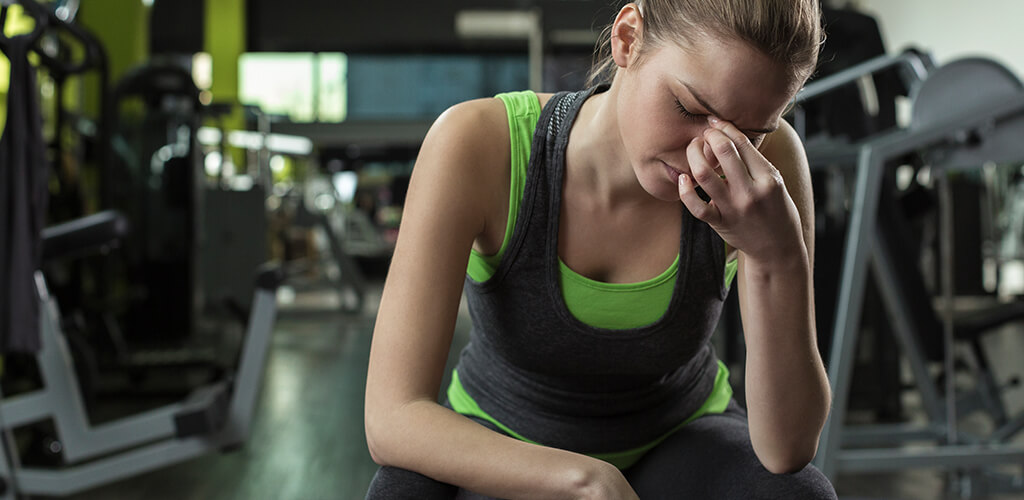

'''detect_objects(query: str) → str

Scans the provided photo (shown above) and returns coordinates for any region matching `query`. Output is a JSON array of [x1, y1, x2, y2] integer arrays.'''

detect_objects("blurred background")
[[2, 0, 1024, 498]]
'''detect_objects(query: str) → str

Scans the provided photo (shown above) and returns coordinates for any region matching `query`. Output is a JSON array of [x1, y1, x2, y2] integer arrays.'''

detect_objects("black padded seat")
[[41, 210, 130, 261]]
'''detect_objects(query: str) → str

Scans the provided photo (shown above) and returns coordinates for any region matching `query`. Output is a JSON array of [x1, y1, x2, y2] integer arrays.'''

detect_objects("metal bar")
[[15, 437, 217, 496], [795, 49, 933, 105], [0, 391, 22, 500], [841, 424, 946, 447], [967, 340, 1009, 424], [992, 413, 1024, 443], [937, 170, 958, 446], [60, 405, 182, 463], [223, 289, 278, 444], [841, 423, 985, 447], [528, 9, 543, 91], [836, 445, 1024, 472], [815, 145, 888, 479], [0, 392, 56, 427], [870, 221, 946, 420], [32, 273, 181, 463], [811, 91, 1024, 481]]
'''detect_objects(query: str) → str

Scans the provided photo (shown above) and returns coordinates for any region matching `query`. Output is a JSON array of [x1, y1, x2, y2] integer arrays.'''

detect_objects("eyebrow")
[[680, 80, 779, 135]]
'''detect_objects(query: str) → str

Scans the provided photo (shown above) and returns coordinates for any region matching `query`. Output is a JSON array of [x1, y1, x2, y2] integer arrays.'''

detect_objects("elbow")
[[364, 418, 386, 466], [757, 443, 819, 475], [364, 405, 397, 467], [366, 431, 387, 467], [761, 455, 814, 475]]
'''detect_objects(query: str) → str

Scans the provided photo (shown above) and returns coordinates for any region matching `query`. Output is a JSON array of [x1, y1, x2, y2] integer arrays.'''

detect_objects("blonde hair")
[[587, 0, 824, 87]]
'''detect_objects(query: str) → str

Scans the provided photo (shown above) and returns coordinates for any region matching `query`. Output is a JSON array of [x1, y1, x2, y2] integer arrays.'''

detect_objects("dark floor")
[[41, 279, 1024, 500]]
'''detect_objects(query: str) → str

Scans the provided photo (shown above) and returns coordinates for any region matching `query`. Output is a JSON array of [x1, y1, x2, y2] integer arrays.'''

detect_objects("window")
[[238, 52, 527, 123]]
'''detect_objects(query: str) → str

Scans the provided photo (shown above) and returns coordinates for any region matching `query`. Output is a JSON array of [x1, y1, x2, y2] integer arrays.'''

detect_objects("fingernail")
[[708, 116, 721, 126]]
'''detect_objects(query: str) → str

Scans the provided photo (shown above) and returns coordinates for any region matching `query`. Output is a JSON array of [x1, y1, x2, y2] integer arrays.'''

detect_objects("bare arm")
[[364, 99, 636, 499], [679, 118, 830, 474], [737, 121, 829, 473]]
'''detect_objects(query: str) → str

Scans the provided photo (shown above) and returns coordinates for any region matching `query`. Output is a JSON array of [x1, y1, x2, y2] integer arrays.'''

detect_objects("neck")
[[565, 83, 661, 210]]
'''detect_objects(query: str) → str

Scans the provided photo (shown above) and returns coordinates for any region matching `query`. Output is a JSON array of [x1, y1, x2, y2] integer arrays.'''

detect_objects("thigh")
[[366, 466, 502, 500], [624, 401, 837, 500], [366, 465, 459, 500]]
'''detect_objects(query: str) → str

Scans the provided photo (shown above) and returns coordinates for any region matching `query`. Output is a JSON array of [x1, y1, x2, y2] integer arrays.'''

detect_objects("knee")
[[366, 466, 457, 500]]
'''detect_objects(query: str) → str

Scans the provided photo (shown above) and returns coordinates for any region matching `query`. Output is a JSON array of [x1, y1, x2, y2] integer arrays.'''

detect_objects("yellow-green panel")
[[206, 0, 245, 102], [206, 0, 246, 164], [1, 4, 39, 134], [76, 0, 150, 118]]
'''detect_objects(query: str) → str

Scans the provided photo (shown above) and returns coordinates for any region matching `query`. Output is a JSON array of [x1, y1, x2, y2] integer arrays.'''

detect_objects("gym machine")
[[1, 2, 284, 495], [799, 51, 1024, 497], [0, 211, 281, 497], [197, 113, 368, 315]]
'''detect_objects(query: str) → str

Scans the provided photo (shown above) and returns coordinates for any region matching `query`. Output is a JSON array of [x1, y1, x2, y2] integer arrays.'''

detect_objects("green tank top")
[[455, 90, 738, 469]]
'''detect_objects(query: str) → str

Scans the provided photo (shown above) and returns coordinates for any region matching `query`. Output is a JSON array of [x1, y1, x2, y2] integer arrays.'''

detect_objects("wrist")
[[742, 249, 809, 278]]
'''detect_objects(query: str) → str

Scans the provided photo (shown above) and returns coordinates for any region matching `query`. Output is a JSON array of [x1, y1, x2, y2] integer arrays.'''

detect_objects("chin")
[[637, 174, 681, 203]]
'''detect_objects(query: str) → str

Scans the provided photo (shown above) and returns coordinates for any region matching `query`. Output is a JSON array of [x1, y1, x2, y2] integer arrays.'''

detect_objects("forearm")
[[739, 253, 831, 473], [366, 399, 620, 499]]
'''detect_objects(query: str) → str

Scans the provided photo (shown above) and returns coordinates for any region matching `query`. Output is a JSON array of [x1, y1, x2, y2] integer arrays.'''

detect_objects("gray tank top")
[[454, 87, 729, 454]]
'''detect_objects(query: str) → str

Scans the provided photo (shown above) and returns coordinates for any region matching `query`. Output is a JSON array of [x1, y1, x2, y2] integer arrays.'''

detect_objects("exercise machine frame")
[[0, 223, 281, 497], [804, 53, 1024, 496]]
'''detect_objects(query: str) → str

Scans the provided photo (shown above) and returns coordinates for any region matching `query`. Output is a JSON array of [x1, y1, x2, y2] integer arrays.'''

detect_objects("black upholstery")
[[41, 210, 130, 262]]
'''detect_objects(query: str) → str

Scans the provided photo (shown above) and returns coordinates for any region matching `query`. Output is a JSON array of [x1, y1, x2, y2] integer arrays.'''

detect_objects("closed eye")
[[674, 99, 705, 123]]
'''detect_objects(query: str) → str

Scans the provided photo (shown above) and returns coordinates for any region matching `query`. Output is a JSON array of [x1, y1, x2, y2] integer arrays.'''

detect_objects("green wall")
[[1, 0, 250, 167], [0, 4, 38, 134], [2, 0, 250, 131], [205, 0, 247, 165], [77, 0, 151, 117], [207, 0, 244, 104]]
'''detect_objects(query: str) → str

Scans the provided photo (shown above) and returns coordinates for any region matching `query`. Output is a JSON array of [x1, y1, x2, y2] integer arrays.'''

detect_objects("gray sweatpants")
[[366, 400, 838, 499]]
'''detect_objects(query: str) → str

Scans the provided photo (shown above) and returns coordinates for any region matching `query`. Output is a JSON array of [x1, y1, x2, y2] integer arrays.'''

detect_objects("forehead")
[[649, 38, 798, 125]]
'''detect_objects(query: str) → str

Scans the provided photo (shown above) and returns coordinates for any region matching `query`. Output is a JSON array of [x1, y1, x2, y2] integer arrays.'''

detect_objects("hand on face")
[[677, 116, 804, 262]]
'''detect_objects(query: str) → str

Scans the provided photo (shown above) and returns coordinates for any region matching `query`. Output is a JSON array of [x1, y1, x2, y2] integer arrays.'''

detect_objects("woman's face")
[[615, 37, 798, 202]]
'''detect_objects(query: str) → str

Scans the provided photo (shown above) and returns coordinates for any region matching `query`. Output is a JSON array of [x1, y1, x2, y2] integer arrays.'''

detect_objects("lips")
[[662, 161, 685, 185]]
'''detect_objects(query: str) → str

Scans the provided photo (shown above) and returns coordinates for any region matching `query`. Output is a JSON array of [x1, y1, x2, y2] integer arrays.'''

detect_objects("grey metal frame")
[[791, 48, 936, 140], [812, 91, 1024, 482], [0, 270, 278, 497]]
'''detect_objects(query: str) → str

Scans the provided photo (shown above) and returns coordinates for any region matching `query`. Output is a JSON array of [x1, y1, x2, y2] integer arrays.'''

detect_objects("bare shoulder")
[[759, 120, 809, 182], [414, 97, 512, 202], [424, 97, 510, 163], [758, 118, 815, 259], [406, 97, 516, 248], [759, 120, 812, 211]]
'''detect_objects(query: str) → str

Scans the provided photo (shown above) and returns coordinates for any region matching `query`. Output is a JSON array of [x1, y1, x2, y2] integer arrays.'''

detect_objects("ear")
[[611, 3, 643, 69]]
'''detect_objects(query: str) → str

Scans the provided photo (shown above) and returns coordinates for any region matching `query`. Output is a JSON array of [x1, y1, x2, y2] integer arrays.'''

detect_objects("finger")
[[702, 128, 754, 184], [677, 172, 720, 224], [702, 140, 723, 176], [707, 116, 772, 177], [686, 137, 730, 203]]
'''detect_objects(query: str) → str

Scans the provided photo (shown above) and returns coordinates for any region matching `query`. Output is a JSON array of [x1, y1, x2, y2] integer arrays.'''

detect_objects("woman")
[[365, 1, 837, 498]]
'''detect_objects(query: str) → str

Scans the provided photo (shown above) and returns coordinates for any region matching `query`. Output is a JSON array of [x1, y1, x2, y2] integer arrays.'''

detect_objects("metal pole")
[[937, 169, 958, 445], [815, 146, 887, 479], [528, 9, 544, 92]]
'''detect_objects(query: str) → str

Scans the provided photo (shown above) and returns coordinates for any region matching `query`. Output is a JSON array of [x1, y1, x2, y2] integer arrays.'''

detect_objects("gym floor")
[[48, 277, 1024, 500]]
